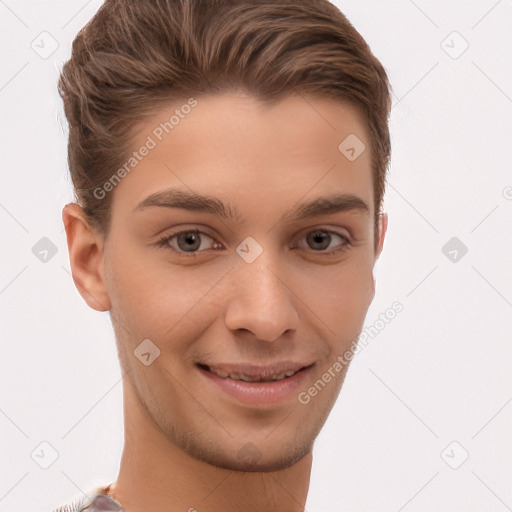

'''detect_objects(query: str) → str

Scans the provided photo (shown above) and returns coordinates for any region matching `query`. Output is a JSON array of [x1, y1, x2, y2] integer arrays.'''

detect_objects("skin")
[[63, 91, 388, 512]]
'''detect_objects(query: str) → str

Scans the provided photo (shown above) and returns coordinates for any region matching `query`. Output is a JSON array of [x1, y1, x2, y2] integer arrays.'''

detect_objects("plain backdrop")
[[1, 1, 511, 511]]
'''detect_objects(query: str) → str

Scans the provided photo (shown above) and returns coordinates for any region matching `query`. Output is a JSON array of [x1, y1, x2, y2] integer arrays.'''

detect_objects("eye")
[[156, 229, 223, 256], [155, 227, 352, 257], [294, 229, 351, 255]]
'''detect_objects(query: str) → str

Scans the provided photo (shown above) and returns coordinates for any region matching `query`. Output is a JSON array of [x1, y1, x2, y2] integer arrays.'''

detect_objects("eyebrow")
[[132, 188, 370, 225]]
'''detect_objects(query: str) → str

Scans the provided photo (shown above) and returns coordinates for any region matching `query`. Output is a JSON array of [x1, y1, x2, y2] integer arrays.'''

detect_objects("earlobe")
[[62, 203, 111, 312]]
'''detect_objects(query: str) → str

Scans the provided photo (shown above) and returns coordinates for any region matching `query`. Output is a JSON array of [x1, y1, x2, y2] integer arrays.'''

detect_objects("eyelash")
[[155, 228, 352, 257]]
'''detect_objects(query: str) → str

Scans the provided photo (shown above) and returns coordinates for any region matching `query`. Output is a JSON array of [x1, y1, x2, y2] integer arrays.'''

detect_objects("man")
[[55, 0, 392, 510]]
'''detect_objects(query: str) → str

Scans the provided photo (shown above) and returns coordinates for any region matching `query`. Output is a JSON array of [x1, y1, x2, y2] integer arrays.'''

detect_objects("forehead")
[[112, 92, 374, 222]]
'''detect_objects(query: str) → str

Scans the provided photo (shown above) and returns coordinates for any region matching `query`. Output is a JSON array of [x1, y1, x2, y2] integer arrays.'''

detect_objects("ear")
[[375, 212, 388, 261], [62, 203, 111, 312], [369, 212, 388, 302]]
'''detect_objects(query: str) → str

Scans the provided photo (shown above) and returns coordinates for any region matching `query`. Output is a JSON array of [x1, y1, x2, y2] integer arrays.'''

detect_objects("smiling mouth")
[[196, 363, 312, 382]]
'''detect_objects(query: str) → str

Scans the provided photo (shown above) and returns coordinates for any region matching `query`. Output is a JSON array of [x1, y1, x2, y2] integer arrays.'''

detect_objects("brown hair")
[[58, 0, 392, 246]]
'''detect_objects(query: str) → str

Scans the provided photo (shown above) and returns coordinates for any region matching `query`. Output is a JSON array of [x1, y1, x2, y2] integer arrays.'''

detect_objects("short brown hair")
[[59, 0, 392, 245]]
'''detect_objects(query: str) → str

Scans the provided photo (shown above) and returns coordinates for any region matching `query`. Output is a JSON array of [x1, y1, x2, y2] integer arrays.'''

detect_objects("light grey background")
[[1, 1, 511, 511]]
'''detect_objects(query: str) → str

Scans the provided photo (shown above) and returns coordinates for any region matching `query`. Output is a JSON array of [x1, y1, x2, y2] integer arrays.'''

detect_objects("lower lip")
[[197, 365, 313, 406]]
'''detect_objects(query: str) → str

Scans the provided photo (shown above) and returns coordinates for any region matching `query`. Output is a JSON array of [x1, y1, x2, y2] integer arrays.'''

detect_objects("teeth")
[[239, 374, 261, 382], [208, 367, 298, 381]]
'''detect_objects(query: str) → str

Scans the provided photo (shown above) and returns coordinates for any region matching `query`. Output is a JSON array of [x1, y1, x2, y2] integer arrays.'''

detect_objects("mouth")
[[195, 362, 313, 382], [195, 361, 315, 406]]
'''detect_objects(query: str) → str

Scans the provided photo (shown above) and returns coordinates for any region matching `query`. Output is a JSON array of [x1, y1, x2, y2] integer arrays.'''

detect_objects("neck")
[[109, 379, 313, 512]]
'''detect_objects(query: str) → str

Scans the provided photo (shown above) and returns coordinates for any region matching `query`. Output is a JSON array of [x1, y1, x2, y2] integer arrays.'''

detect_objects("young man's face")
[[70, 92, 387, 472]]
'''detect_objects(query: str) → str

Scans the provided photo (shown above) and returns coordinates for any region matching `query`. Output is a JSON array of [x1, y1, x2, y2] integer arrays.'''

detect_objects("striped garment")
[[52, 483, 124, 511]]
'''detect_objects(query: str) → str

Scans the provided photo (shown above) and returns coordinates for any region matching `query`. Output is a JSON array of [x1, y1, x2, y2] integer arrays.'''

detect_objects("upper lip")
[[197, 361, 314, 378]]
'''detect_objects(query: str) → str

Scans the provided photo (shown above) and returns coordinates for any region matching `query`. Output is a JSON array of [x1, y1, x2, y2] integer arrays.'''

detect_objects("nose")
[[223, 255, 300, 343]]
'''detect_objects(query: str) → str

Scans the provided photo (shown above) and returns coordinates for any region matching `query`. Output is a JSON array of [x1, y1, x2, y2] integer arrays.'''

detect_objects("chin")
[[186, 437, 313, 473]]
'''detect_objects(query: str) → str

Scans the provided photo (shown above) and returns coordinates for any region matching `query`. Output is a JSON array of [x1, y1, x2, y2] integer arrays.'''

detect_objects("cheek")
[[104, 242, 174, 335], [105, 244, 221, 346], [302, 260, 374, 340]]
